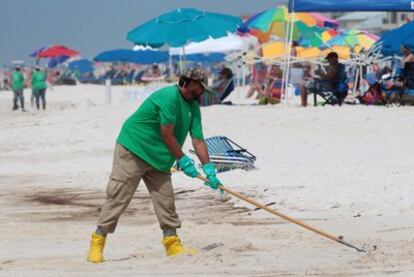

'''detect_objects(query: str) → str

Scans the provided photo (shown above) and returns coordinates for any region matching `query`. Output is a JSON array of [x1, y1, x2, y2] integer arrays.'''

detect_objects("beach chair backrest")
[[206, 136, 233, 155], [219, 79, 235, 102], [289, 68, 305, 86], [205, 136, 256, 161]]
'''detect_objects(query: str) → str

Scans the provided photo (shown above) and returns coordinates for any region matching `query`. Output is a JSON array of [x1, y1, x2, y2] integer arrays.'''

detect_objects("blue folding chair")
[[191, 136, 256, 173]]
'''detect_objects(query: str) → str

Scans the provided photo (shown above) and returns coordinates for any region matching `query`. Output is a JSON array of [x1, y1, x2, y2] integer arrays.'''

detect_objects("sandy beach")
[[1, 84, 414, 276]]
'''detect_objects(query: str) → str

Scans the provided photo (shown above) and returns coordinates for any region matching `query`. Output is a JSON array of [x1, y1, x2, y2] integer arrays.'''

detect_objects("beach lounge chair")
[[191, 136, 256, 173]]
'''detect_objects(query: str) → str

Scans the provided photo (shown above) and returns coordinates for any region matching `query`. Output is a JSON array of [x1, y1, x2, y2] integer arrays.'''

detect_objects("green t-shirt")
[[117, 85, 204, 173], [11, 71, 24, 90], [31, 71, 47, 90]]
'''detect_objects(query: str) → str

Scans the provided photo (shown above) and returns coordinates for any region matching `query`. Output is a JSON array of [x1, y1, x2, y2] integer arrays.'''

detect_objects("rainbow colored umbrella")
[[325, 29, 379, 50], [294, 45, 351, 60], [299, 28, 338, 47], [239, 6, 339, 43]]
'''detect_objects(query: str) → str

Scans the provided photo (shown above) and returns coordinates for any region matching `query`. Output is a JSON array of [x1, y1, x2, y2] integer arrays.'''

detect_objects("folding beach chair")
[[218, 79, 235, 103], [191, 136, 256, 173], [311, 64, 348, 106]]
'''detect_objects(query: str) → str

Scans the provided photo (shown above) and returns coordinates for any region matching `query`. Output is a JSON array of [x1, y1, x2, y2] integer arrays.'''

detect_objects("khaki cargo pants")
[[97, 143, 181, 234]]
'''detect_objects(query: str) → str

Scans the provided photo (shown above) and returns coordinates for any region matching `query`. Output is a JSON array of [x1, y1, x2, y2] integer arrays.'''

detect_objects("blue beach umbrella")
[[29, 46, 48, 57], [376, 21, 414, 56], [48, 55, 70, 68], [126, 8, 242, 48], [172, 53, 226, 63], [94, 49, 169, 64], [126, 8, 241, 73], [68, 59, 94, 73]]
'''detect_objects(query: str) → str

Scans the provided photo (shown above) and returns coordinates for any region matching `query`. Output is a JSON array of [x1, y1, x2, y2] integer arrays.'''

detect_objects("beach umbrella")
[[295, 46, 322, 59], [324, 29, 379, 50], [172, 53, 226, 63], [29, 46, 48, 58], [262, 42, 286, 58], [38, 45, 79, 58], [48, 55, 70, 68], [293, 45, 351, 59], [299, 28, 338, 47], [94, 49, 169, 64], [239, 6, 339, 43], [376, 20, 414, 56], [126, 8, 242, 48], [68, 59, 94, 73], [321, 46, 351, 59]]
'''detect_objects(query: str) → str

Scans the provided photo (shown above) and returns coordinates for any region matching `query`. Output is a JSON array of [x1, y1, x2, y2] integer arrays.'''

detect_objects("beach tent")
[[282, 0, 414, 96], [94, 49, 169, 64], [169, 34, 243, 55], [288, 0, 414, 12]]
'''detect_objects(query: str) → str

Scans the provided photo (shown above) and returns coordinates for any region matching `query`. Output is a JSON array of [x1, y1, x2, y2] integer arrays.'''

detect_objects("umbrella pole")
[[179, 54, 183, 75], [169, 54, 173, 78], [181, 46, 186, 74], [284, 10, 296, 104], [359, 62, 364, 94], [281, 14, 291, 99]]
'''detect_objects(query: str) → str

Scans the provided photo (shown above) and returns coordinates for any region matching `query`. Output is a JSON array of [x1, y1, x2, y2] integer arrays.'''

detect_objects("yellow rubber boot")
[[162, 235, 198, 257], [87, 232, 106, 263]]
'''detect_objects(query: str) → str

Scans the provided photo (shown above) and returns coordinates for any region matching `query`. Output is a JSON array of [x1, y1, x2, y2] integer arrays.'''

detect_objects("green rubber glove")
[[202, 163, 221, 190], [178, 155, 200, 178]]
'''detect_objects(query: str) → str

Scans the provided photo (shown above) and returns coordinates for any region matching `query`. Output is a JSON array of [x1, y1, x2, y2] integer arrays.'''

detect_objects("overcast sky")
[[0, 0, 285, 65]]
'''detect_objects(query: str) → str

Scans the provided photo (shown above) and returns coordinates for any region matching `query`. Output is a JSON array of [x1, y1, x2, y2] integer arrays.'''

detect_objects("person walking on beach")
[[11, 65, 25, 111], [31, 66, 47, 110], [87, 67, 222, 263]]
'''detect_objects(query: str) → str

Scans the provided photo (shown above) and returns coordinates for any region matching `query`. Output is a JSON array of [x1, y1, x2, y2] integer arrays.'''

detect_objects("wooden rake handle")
[[194, 174, 365, 253]]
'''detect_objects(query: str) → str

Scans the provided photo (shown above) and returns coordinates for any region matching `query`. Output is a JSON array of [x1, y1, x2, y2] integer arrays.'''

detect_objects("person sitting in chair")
[[258, 64, 283, 105], [401, 44, 414, 68], [385, 45, 414, 105], [246, 61, 267, 99], [300, 52, 348, 107], [214, 67, 234, 102], [201, 67, 234, 106]]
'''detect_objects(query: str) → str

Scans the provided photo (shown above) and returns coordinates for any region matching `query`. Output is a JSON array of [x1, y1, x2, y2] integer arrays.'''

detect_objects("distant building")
[[325, 11, 413, 34], [336, 12, 384, 32], [382, 12, 414, 30]]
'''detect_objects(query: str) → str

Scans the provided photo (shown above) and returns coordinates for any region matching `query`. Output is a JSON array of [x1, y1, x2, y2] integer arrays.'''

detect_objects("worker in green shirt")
[[31, 66, 48, 110], [11, 65, 25, 111], [87, 67, 222, 263]]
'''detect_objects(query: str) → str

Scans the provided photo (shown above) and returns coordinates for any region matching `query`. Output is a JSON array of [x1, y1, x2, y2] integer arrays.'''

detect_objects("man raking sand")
[[87, 67, 222, 263]]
